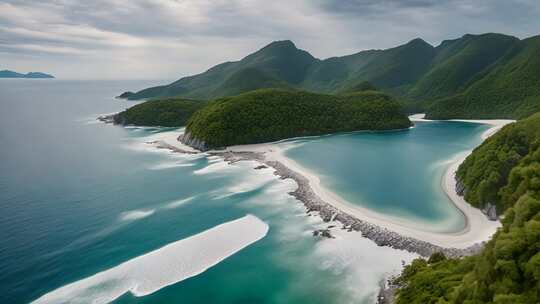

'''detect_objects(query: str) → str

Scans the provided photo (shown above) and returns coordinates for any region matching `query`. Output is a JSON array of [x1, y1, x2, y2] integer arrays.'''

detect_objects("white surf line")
[[163, 196, 197, 209], [223, 116, 514, 249], [32, 214, 269, 304], [119, 209, 155, 222]]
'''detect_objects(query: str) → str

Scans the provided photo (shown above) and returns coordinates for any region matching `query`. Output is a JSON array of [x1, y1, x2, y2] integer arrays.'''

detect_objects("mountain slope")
[[126, 40, 317, 100], [426, 35, 540, 119], [343, 38, 436, 92], [410, 33, 519, 100]]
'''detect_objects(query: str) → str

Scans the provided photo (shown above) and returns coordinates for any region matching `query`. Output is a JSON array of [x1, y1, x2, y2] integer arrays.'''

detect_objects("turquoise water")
[[283, 122, 489, 232], [0, 80, 415, 304]]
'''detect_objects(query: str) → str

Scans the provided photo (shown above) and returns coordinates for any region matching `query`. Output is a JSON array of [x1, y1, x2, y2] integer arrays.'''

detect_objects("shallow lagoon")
[[284, 121, 489, 233]]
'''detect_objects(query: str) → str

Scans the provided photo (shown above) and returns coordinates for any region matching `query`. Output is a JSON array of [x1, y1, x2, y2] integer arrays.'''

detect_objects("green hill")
[[112, 98, 207, 127], [426, 35, 540, 119], [410, 33, 518, 101], [181, 89, 411, 150], [395, 113, 540, 303]]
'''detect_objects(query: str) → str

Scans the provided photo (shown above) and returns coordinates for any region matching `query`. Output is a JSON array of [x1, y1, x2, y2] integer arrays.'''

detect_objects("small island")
[[0, 70, 54, 79]]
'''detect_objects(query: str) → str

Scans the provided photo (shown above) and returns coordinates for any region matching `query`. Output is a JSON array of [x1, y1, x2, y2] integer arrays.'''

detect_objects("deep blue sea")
[[0, 80, 423, 304]]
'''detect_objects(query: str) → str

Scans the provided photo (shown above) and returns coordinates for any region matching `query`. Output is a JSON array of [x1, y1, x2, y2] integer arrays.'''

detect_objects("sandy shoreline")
[[149, 115, 514, 255]]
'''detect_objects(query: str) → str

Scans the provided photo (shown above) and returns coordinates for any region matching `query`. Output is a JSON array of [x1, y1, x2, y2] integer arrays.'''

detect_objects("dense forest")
[[112, 98, 207, 127], [395, 113, 540, 303], [123, 33, 540, 120], [183, 88, 411, 149], [456, 114, 540, 214]]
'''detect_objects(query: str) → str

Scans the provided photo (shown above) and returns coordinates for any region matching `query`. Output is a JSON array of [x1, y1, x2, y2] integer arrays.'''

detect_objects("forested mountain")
[[409, 33, 519, 101], [395, 113, 540, 303], [426, 35, 540, 119], [126, 40, 316, 100], [122, 33, 540, 119]]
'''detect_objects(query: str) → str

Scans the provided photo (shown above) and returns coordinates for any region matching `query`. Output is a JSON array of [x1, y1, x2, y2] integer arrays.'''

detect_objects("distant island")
[[0, 70, 54, 79], [121, 33, 540, 120]]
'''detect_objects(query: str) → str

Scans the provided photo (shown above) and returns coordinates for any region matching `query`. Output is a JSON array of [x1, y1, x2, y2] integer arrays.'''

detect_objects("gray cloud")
[[1, 0, 539, 79]]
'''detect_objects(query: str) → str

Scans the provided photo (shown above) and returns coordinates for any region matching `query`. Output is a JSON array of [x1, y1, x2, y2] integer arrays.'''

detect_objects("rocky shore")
[[179, 132, 210, 152], [456, 178, 498, 221], [211, 150, 485, 258]]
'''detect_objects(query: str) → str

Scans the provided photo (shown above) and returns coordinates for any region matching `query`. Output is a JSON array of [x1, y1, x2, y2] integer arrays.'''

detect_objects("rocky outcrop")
[[313, 229, 334, 238], [97, 114, 116, 124], [178, 132, 210, 151], [482, 203, 498, 221], [116, 91, 134, 99], [455, 178, 467, 196], [377, 278, 397, 304], [456, 177, 498, 221]]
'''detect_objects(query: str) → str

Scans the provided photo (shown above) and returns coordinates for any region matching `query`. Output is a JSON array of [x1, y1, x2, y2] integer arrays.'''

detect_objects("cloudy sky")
[[1, 0, 539, 80]]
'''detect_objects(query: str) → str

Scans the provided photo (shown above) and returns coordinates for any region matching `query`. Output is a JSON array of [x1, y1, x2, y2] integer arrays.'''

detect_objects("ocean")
[[0, 79, 485, 303]]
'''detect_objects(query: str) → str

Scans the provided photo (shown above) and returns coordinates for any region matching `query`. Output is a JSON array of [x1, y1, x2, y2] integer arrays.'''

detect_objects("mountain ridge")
[[123, 32, 540, 119]]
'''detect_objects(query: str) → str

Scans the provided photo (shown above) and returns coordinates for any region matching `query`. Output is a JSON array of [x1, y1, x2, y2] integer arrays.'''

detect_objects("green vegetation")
[[126, 40, 316, 100], [395, 113, 540, 303], [426, 35, 540, 119], [113, 98, 207, 127], [124, 33, 540, 120], [184, 89, 411, 149], [410, 33, 518, 101], [338, 81, 377, 94], [457, 113, 540, 213]]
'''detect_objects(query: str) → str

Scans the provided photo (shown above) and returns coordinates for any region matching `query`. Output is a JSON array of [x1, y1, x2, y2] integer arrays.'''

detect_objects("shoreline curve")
[[150, 115, 514, 256]]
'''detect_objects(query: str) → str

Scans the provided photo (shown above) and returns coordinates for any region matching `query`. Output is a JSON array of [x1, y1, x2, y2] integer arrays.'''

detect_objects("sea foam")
[[119, 209, 155, 221], [32, 214, 269, 304], [164, 196, 196, 209]]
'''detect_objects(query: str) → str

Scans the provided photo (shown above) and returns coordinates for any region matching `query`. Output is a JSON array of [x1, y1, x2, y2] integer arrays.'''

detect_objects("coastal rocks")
[[377, 278, 397, 304], [97, 114, 116, 124], [151, 141, 199, 154], [456, 177, 498, 221], [313, 229, 334, 238], [455, 178, 467, 196], [179, 132, 209, 151], [97, 113, 129, 125], [116, 91, 134, 99], [482, 203, 498, 221], [254, 165, 268, 170]]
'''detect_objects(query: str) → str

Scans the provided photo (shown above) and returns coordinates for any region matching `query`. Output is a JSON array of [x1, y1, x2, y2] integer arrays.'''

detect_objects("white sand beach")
[[159, 115, 515, 249]]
